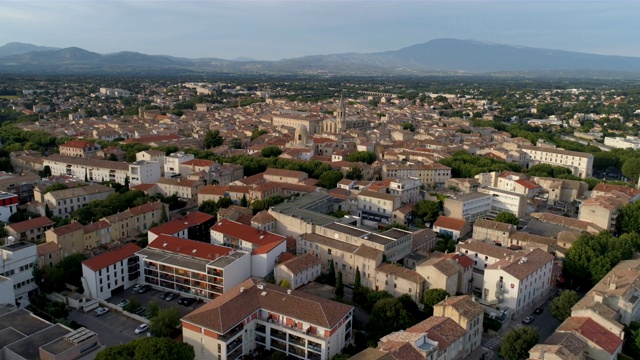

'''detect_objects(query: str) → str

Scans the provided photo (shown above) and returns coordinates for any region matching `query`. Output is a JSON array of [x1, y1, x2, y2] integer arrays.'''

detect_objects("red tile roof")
[[149, 212, 214, 236], [434, 216, 468, 232], [122, 134, 182, 144], [50, 221, 84, 236], [148, 235, 231, 261], [211, 219, 286, 248], [60, 140, 95, 149], [6, 216, 54, 233], [447, 253, 474, 269], [131, 183, 156, 192], [557, 317, 622, 354], [182, 159, 215, 167], [515, 178, 540, 190], [82, 243, 142, 272]]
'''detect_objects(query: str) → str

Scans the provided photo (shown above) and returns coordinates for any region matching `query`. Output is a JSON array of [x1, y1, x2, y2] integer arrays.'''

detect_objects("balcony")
[[227, 337, 243, 353], [307, 340, 322, 353], [270, 339, 287, 352], [207, 269, 223, 277], [227, 346, 243, 360], [288, 344, 306, 358], [256, 334, 266, 344], [256, 324, 266, 334], [289, 334, 305, 347], [220, 324, 243, 341], [308, 352, 321, 360], [270, 328, 287, 341]]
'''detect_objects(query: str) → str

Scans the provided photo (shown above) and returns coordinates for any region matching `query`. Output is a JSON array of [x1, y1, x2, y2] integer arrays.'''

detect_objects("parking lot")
[[68, 308, 141, 347], [108, 286, 205, 319]]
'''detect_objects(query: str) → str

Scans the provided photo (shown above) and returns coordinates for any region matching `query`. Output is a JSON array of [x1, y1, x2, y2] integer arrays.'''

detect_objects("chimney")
[[287, 289, 292, 295]]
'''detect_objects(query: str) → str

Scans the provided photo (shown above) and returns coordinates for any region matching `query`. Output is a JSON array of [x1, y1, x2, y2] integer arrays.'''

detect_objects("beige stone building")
[[36, 184, 115, 218], [4, 216, 54, 243], [416, 256, 462, 296], [374, 263, 425, 303], [472, 218, 516, 245], [102, 201, 167, 241], [520, 145, 594, 178], [578, 193, 629, 232], [59, 140, 101, 158], [433, 295, 485, 357], [381, 162, 452, 188], [156, 177, 205, 200], [45, 221, 84, 257]]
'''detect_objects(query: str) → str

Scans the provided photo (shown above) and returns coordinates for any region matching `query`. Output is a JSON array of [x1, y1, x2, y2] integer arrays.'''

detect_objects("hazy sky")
[[1, 1, 639, 60]]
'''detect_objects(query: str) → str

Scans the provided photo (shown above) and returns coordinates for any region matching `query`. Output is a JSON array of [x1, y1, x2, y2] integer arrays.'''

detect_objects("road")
[[68, 309, 140, 347]]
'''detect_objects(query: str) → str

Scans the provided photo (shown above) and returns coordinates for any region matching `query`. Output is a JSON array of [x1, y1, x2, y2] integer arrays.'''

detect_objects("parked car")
[[116, 299, 130, 307], [134, 307, 146, 316], [136, 285, 150, 294], [95, 307, 109, 316], [135, 323, 149, 335], [161, 291, 172, 299], [132, 284, 142, 292], [164, 292, 178, 301], [522, 316, 535, 324], [178, 297, 196, 306], [534, 308, 544, 315]]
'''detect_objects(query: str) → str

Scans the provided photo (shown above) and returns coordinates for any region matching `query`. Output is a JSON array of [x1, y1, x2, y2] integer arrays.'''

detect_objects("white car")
[[116, 299, 129, 307], [132, 285, 142, 292], [135, 323, 149, 335], [94, 307, 109, 316]]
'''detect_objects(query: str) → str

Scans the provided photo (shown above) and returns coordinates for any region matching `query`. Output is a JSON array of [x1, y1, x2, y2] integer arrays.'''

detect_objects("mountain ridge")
[[2, 39, 640, 76]]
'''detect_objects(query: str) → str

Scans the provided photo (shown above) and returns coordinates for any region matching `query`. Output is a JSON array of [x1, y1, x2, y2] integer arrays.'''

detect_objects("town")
[[1, 75, 640, 360]]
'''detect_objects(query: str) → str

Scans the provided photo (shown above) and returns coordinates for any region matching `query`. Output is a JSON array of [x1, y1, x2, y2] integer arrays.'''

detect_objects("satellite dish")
[[6, 236, 16, 245]]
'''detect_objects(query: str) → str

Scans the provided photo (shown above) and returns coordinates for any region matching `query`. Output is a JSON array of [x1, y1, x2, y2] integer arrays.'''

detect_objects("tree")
[[261, 146, 282, 158], [146, 300, 160, 320], [367, 297, 416, 342], [327, 260, 336, 287], [415, 200, 442, 224], [203, 130, 224, 149], [95, 337, 195, 360], [335, 271, 344, 299], [251, 129, 268, 141], [345, 167, 363, 180], [618, 201, 640, 234], [434, 235, 456, 253], [149, 307, 181, 338], [422, 288, 449, 316], [346, 151, 377, 165], [123, 297, 142, 313], [354, 267, 362, 291], [39, 165, 52, 177], [549, 290, 579, 322], [240, 194, 248, 207], [499, 327, 540, 360], [318, 170, 343, 189], [279, 279, 290, 289], [402, 122, 415, 132], [622, 157, 640, 182], [494, 212, 519, 225], [229, 137, 243, 149]]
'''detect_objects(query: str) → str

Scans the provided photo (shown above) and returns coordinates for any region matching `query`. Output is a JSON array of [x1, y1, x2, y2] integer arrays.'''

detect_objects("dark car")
[[178, 297, 196, 306], [164, 292, 178, 301], [534, 307, 543, 315]]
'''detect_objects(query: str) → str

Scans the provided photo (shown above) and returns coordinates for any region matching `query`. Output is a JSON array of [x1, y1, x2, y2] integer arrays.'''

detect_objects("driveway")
[[68, 309, 141, 347]]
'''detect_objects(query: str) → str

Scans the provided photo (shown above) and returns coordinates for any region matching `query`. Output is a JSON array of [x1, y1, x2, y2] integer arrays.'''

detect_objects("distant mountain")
[[2, 39, 640, 76], [0, 42, 60, 58]]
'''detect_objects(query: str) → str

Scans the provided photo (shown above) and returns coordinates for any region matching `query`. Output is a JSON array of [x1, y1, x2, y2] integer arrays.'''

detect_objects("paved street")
[[108, 286, 205, 319], [68, 309, 140, 347]]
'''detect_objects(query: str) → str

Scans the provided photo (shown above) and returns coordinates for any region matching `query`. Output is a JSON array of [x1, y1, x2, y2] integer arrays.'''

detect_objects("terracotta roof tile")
[[434, 216, 467, 231], [557, 317, 622, 354], [6, 216, 54, 233], [82, 243, 141, 272]]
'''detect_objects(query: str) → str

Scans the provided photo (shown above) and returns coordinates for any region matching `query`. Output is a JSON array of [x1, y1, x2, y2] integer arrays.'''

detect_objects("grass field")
[[0, 95, 19, 100]]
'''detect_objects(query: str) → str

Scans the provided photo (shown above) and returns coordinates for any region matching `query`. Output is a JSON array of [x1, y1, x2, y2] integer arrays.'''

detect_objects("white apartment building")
[[443, 192, 492, 222], [387, 177, 422, 204], [478, 187, 528, 218], [129, 160, 162, 186], [0, 241, 38, 307], [182, 278, 354, 360], [520, 146, 593, 178], [483, 248, 554, 316], [81, 243, 142, 300], [456, 240, 521, 294], [44, 154, 130, 185], [381, 163, 452, 188], [138, 235, 250, 301], [164, 151, 195, 178], [604, 136, 640, 150], [0, 192, 18, 222], [357, 190, 402, 226]]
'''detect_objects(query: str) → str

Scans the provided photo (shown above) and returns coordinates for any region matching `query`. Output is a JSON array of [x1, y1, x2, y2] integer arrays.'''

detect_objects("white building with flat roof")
[[0, 241, 37, 307]]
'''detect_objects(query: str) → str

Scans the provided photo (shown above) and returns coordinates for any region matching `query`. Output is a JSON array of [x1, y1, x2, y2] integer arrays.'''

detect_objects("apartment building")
[[578, 194, 629, 232], [443, 192, 492, 222], [483, 248, 554, 316], [477, 187, 528, 218], [0, 241, 38, 307], [128, 160, 162, 186], [136, 149, 165, 164], [432, 295, 485, 357], [520, 145, 594, 178], [45, 222, 84, 257], [36, 184, 115, 218], [385, 177, 421, 204], [381, 162, 452, 188], [82, 220, 112, 250], [0, 192, 18, 222], [604, 135, 640, 150], [4, 216, 49, 246], [44, 154, 130, 185], [472, 218, 516, 245], [416, 256, 462, 296], [179, 159, 216, 180], [138, 235, 250, 301], [211, 163, 244, 185], [591, 183, 640, 202], [156, 177, 205, 200], [164, 151, 195, 178], [357, 190, 402, 225], [102, 200, 167, 241], [0, 172, 41, 204], [81, 243, 142, 300], [58, 140, 101, 159], [445, 178, 480, 193], [456, 240, 521, 293], [263, 168, 308, 184], [181, 278, 354, 360], [374, 263, 425, 303], [198, 185, 250, 206], [210, 219, 287, 278], [37, 241, 63, 268], [273, 254, 322, 289]]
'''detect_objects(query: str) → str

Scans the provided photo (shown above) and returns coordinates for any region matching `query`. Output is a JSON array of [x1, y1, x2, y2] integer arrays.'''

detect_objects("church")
[[322, 95, 370, 134]]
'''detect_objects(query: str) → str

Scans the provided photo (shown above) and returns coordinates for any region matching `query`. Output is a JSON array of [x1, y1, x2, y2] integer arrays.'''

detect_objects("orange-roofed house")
[[433, 216, 470, 241], [5, 216, 54, 243], [137, 235, 251, 300], [273, 253, 321, 289], [210, 219, 287, 277], [81, 243, 142, 299], [59, 140, 101, 159], [148, 211, 216, 244]]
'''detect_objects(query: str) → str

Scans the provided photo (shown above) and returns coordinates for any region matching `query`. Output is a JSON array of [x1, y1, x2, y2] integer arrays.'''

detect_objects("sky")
[[1, 1, 639, 60]]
